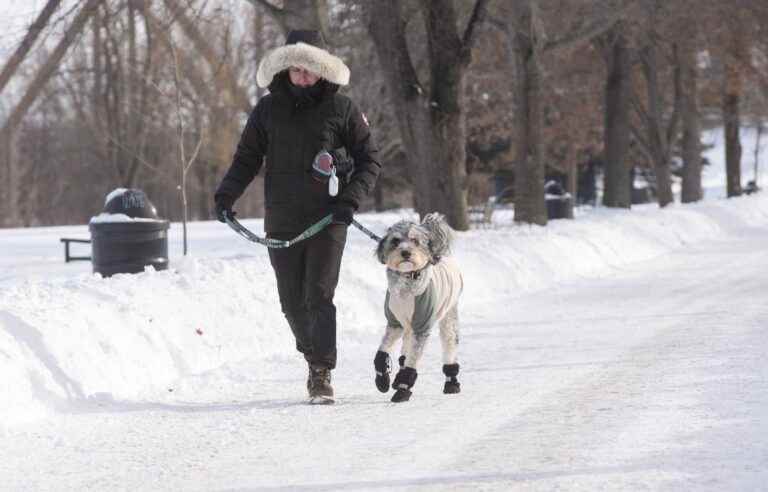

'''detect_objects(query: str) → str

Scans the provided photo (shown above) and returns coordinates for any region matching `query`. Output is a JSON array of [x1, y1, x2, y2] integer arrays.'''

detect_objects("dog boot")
[[374, 350, 391, 393], [391, 367, 417, 402], [442, 363, 461, 394]]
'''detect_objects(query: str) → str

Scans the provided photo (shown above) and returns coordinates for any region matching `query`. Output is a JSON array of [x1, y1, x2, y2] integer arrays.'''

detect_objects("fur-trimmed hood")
[[256, 42, 350, 89]]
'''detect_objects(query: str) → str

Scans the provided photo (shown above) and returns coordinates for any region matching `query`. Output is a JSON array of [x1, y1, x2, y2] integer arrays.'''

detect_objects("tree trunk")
[[723, 58, 743, 197], [642, 43, 674, 207], [602, 31, 632, 208], [679, 35, 702, 203], [366, 0, 486, 230], [365, 0, 439, 219], [423, 1, 470, 230], [512, 36, 546, 225], [1, 129, 21, 227]]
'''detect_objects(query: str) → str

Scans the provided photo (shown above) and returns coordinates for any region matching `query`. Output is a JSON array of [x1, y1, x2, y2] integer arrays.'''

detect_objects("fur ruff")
[[256, 42, 350, 88]]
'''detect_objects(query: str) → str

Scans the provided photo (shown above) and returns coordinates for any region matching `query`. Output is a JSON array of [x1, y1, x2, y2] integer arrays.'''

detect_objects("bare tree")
[[0, 0, 62, 96], [599, 25, 633, 208], [365, 0, 489, 230], [491, 1, 632, 222], [1, 0, 100, 226], [169, 35, 204, 255]]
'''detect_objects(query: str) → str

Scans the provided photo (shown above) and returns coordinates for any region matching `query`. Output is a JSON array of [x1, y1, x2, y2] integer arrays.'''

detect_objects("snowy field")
[[1, 134, 768, 490]]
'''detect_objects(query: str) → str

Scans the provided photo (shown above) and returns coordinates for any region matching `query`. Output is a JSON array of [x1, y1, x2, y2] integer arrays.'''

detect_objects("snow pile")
[[1, 192, 767, 428]]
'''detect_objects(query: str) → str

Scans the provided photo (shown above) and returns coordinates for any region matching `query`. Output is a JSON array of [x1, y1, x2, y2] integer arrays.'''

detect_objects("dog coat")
[[385, 257, 463, 336]]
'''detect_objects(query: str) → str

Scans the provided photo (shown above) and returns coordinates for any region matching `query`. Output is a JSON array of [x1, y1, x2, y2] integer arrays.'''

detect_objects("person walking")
[[214, 30, 380, 404]]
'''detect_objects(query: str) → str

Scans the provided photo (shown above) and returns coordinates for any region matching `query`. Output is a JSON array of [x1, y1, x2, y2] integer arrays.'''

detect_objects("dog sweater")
[[385, 257, 463, 336]]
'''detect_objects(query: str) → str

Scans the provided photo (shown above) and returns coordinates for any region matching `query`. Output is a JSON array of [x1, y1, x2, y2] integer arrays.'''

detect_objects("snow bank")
[[1, 194, 767, 428]]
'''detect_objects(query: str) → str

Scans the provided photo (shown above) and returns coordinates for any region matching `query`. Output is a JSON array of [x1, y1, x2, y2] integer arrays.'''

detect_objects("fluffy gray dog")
[[373, 213, 464, 402]]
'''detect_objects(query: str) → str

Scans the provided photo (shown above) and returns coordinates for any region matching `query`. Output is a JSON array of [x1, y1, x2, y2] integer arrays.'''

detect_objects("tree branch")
[[2, 0, 100, 136], [0, 0, 62, 96], [544, 2, 635, 54], [460, 0, 490, 64]]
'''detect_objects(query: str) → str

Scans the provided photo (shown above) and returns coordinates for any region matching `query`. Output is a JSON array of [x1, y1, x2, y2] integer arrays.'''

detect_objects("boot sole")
[[375, 374, 390, 393], [308, 395, 335, 405]]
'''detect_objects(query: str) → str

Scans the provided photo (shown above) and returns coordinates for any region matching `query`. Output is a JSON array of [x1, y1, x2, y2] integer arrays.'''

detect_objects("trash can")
[[89, 188, 170, 277], [545, 180, 573, 220]]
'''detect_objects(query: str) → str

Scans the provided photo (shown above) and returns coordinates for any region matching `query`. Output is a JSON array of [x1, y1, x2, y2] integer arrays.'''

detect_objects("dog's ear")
[[421, 213, 453, 261], [375, 235, 388, 264]]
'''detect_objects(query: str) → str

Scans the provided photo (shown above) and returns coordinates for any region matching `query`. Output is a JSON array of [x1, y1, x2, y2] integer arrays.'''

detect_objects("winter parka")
[[215, 74, 380, 234]]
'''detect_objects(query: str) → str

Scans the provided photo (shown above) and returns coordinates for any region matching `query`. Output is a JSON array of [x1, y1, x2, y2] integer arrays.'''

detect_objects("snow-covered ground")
[[1, 132, 767, 490]]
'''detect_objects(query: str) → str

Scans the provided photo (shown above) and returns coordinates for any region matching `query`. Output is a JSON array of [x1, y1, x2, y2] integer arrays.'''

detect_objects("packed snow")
[[1, 131, 767, 490]]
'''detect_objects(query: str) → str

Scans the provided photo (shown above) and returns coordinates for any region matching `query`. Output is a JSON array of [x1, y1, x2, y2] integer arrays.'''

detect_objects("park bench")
[[60, 238, 91, 262]]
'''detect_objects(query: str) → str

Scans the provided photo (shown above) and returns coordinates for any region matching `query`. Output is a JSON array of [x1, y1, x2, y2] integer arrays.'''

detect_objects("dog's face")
[[376, 213, 453, 273], [377, 221, 432, 272]]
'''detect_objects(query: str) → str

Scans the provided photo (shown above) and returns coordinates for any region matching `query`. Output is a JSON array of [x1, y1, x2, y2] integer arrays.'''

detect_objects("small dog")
[[373, 213, 463, 402]]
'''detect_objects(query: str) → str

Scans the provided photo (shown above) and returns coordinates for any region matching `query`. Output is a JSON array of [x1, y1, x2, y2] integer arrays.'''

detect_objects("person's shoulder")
[[330, 93, 361, 118], [255, 92, 276, 108]]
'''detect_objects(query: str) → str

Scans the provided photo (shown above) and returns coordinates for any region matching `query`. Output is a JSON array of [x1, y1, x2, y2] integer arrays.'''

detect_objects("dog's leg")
[[378, 324, 404, 354], [439, 306, 461, 394], [403, 328, 430, 370], [391, 328, 430, 403], [374, 324, 403, 393], [439, 307, 459, 365]]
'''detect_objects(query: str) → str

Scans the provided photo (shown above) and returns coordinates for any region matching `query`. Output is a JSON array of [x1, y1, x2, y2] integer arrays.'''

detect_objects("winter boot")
[[374, 351, 391, 393], [391, 367, 417, 403], [442, 363, 461, 394], [308, 364, 334, 404]]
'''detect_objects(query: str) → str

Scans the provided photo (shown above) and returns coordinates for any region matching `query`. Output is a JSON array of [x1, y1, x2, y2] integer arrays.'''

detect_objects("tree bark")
[[511, 35, 547, 225], [641, 42, 674, 207], [678, 35, 702, 203], [723, 52, 743, 198], [602, 31, 632, 208]]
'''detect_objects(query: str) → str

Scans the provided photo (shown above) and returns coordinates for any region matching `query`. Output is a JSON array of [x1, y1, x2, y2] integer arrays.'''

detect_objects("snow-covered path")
[[2, 216, 766, 491]]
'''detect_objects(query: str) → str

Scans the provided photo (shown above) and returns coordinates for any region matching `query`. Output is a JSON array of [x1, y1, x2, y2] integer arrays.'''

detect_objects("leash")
[[351, 219, 382, 242], [225, 214, 381, 248], [225, 214, 333, 248]]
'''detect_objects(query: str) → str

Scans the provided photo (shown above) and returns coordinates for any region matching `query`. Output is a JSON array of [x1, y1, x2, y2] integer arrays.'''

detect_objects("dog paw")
[[374, 351, 392, 393], [443, 380, 461, 394], [375, 373, 390, 393], [391, 388, 412, 402]]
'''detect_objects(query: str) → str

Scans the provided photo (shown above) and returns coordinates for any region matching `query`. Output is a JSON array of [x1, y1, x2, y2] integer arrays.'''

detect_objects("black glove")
[[215, 201, 235, 223], [330, 202, 355, 225]]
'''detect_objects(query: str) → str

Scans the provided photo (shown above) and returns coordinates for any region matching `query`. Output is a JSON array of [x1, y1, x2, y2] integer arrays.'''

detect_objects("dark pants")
[[268, 224, 347, 369]]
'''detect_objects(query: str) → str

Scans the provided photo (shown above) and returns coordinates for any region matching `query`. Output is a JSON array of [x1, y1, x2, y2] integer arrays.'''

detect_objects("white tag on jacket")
[[329, 167, 339, 197]]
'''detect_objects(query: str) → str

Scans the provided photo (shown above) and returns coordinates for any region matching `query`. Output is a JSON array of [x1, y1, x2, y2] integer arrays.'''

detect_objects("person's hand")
[[215, 201, 235, 223], [330, 202, 355, 225]]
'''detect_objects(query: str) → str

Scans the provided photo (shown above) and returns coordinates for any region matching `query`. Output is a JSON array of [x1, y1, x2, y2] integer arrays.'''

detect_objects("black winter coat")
[[215, 76, 380, 233]]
